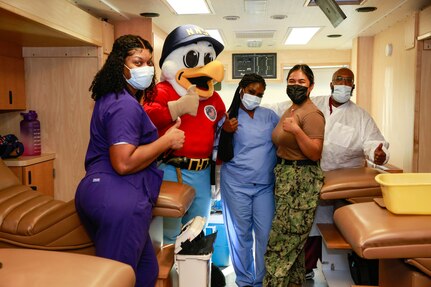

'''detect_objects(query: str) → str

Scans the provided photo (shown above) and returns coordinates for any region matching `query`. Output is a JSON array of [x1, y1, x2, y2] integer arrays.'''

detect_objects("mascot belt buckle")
[[188, 158, 209, 171]]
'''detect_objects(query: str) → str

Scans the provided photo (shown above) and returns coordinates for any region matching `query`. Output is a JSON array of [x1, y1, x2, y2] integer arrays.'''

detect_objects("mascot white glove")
[[167, 85, 199, 120]]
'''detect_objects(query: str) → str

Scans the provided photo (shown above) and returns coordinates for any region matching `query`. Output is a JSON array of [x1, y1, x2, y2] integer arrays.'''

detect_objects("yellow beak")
[[175, 60, 224, 99]]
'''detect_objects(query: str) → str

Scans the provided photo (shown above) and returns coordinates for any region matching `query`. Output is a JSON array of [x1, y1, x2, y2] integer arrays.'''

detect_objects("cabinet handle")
[[28, 171, 32, 185], [9, 91, 13, 105]]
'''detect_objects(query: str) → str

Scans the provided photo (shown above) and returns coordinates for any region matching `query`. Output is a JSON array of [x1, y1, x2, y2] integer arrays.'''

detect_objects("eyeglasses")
[[333, 76, 354, 84]]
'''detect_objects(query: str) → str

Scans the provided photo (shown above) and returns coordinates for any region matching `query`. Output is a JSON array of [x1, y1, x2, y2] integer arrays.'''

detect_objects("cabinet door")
[[22, 160, 54, 196], [0, 55, 26, 110]]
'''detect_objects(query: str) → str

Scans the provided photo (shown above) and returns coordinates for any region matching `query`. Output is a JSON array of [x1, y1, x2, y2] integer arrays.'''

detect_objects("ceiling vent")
[[247, 40, 263, 47], [223, 15, 240, 20], [244, 0, 267, 14], [235, 30, 275, 39]]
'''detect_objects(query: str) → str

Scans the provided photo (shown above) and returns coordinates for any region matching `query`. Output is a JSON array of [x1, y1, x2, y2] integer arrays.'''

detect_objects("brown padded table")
[[0, 248, 135, 287], [320, 167, 382, 200], [333, 201, 431, 259]]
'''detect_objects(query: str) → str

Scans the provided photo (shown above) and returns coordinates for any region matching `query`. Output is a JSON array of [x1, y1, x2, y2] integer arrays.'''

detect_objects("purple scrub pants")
[[75, 172, 158, 287]]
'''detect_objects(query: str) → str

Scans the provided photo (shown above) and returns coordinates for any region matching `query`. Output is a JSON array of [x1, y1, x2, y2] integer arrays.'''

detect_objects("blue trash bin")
[[206, 214, 230, 267]]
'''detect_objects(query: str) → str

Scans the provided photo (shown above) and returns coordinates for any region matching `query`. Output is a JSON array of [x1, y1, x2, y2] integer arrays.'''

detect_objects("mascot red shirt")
[[144, 24, 226, 243], [148, 81, 224, 158]]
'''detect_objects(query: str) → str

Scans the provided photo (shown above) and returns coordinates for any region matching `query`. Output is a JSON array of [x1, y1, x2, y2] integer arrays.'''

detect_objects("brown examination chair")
[[320, 166, 384, 203], [334, 201, 431, 287], [316, 166, 401, 283], [0, 248, 136, 287], [0, 158, 195, 286]]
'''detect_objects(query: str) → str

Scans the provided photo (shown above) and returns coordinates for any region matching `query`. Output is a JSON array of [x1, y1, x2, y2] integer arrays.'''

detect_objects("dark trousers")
[[305, 236, 322, 272]]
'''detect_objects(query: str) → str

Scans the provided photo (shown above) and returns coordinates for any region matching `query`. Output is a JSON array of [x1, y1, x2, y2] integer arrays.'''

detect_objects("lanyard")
[[329, 97, 333, 114]]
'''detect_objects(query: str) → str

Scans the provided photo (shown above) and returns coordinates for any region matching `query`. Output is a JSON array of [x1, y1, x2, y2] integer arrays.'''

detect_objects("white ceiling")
[[68, 0, 431, 51]]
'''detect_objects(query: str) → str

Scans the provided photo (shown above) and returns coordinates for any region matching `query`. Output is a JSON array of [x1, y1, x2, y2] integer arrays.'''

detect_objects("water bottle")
[[20, 110, 41, 156]]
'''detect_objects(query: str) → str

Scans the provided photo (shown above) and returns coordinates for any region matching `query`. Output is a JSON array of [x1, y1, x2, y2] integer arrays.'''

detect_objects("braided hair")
[[218, 73, 266, 162], [89, 34, 157, 102], [227, 73, 267, 119]]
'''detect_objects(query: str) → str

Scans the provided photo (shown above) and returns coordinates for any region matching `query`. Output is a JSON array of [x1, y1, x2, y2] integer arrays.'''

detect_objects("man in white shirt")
[[312, 67, 389, 170]]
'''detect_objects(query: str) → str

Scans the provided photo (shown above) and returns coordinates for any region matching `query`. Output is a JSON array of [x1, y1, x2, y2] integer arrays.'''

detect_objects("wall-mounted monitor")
[[314, 0, 347, 28], [232, 53, 277, 79]]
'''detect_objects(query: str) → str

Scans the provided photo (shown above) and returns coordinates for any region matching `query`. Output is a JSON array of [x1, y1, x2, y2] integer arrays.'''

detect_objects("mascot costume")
[[144, 24, 226, 243]]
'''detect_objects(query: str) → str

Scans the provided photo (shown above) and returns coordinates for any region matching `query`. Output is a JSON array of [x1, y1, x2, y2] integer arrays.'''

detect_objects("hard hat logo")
[[159, 24, 224, 68], [185, 26, 209, 36]]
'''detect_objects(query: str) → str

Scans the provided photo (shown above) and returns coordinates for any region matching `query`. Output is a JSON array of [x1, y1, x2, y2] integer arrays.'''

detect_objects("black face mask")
[[286, 85, 308, 105]]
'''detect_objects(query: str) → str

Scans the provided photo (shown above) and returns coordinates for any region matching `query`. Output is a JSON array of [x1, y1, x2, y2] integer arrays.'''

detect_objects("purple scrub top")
[[84, 89, 163, 204]]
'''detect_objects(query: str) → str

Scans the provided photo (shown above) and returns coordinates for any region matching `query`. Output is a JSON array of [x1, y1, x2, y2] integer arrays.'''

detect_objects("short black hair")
[[287, 64, 315, 85]]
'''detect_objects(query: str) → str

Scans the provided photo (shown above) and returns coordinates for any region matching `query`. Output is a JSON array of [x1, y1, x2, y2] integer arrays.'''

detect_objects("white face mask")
[[332, 85, 353, 104], [241, 93, 262, 110], [124, 65, 154, 90]]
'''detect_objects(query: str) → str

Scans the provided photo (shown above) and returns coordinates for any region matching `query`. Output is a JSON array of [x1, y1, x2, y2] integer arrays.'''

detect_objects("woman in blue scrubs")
[[75, 35, 185, 287], [218, 73, 279, 287]]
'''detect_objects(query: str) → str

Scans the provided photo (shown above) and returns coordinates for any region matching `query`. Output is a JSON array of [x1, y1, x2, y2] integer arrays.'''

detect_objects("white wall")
[[371, 13, 418, 172]]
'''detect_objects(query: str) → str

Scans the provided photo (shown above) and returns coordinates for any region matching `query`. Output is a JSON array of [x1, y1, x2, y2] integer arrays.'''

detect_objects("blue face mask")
[[332, 85, 353, 104], [241, 93, 262, 110], [124, 65, 154, 90]]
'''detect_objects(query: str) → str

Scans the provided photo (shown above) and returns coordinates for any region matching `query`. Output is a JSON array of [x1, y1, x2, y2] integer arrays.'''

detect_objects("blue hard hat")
[[159, 24, 224, 68]]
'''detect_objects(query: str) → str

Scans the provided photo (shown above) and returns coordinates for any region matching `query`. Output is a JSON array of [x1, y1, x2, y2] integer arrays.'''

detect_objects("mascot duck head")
[[159, 24, 224, 99]]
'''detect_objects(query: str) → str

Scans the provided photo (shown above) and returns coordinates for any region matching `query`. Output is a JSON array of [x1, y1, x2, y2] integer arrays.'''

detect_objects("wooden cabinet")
[[4, 153, 55, 196], [0, 55, 26, 110], [102, 21, 114, 55], [0, 0, 113, 201]]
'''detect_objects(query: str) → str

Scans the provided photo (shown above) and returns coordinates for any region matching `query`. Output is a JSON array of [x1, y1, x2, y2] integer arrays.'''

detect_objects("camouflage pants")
[[264, 162, 324, 287]]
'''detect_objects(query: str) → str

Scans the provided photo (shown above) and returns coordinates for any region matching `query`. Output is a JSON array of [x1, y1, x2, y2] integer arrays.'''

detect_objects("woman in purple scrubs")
[[75, 35, 185, 287]]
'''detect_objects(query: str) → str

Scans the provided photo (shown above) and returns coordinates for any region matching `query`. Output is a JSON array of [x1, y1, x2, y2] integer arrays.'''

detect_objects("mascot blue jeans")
[[160, 163, 212, 244]]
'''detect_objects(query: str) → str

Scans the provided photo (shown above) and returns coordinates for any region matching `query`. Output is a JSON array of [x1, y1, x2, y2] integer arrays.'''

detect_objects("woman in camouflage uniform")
[[264, 64, 325, 287]]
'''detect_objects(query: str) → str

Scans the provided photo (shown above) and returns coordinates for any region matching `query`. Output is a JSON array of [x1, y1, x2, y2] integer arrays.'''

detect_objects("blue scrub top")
[[84, 89, 163, 204], [221, 107, 279, 185]]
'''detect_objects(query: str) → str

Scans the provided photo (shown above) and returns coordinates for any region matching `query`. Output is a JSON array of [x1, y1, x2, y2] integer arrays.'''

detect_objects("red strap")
[[329, 97, 333, 114]]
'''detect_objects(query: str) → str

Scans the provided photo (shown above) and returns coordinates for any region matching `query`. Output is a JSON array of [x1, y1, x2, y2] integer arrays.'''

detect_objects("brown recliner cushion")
[[320, 167, 382, 200], [0, 248, 135, 287], [0, 187, 94, 252], [405, 258, 431, 277], [334, 202, 431, 259], [0, 158, 93, 252], [153, 181, 195, 218], [1, 157, 195, 254]]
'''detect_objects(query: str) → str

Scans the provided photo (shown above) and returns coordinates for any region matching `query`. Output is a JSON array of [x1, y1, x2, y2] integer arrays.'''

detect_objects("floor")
[[222, 261, 330, 287], [209, 208, 354, 287]]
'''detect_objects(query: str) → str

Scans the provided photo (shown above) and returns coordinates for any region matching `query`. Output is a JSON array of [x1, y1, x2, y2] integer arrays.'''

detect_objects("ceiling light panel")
[[165, 0, 213, 14], [285, 27, 320, 45]]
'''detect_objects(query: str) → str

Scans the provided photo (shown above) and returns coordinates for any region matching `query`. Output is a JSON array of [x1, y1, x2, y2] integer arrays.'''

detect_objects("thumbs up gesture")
[[167, 85, 200, 120], [374, 143, 386, 165], [282, 108, 300, 134], [222, 112, 238, 133], [165, 117, 185, 150]]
